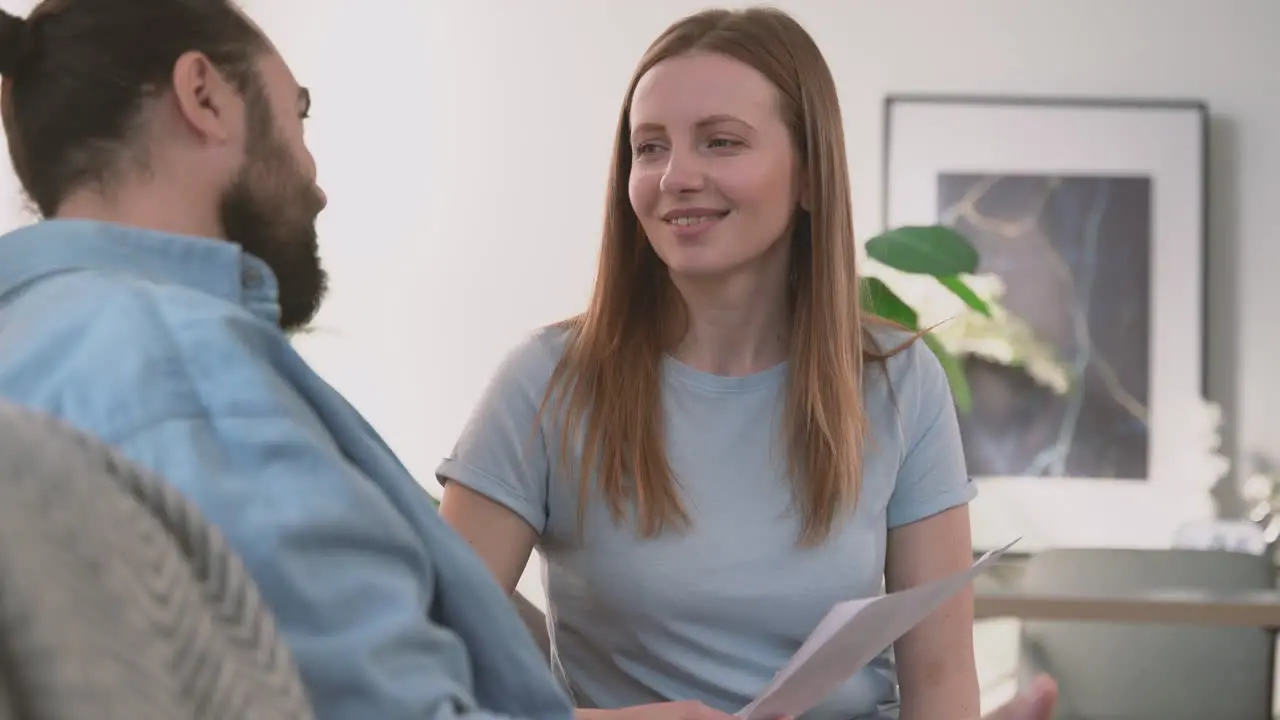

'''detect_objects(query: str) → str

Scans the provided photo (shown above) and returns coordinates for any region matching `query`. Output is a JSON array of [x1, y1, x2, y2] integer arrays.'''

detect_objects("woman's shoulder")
[[524, 321, 575, 362], [487, 321, 575, 393], [862, 324, 953, 420]]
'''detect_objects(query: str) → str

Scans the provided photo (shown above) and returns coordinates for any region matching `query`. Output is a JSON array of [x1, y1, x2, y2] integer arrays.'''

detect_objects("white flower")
[[860, 255, 1071, 395], [856, 241, 1232, 490], [1178, 398, 1231, 491], [1242, 471, 1275, 507]]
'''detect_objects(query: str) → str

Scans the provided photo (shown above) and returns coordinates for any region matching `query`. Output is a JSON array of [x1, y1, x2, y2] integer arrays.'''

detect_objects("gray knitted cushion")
[[0, 402, 315, 720]]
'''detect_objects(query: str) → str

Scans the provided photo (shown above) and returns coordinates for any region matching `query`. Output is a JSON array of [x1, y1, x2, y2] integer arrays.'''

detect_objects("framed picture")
[[882, 95, 1212, 551]]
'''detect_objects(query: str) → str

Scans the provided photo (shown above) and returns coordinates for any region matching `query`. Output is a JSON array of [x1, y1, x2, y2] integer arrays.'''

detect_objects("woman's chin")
[[663, 257, 734, 279]]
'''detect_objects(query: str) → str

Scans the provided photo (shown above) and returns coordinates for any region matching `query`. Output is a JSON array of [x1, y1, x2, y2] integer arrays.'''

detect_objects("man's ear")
[[170, 51, 239, 143]]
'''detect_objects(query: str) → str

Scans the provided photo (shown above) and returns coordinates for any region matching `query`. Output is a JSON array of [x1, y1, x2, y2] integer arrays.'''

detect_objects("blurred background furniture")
[[977, 548, 1279, 719]]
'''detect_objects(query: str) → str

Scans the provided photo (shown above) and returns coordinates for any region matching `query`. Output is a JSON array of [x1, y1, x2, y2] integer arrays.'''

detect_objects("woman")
[[439, 7, 1052, 720]]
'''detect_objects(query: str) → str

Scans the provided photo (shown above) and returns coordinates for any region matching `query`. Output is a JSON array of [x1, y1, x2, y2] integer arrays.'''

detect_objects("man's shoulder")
[[5, 266, 260, 336], [0, 270, 284, 441]]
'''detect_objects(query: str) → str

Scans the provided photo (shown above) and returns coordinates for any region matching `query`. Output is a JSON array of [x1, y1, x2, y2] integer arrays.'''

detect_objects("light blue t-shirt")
[[0, 220, 573, 720], [437, 325, 976, 720]]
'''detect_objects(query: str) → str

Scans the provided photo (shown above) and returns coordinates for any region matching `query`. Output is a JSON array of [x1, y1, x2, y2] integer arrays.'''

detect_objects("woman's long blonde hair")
[[540, 7, 902, 546]]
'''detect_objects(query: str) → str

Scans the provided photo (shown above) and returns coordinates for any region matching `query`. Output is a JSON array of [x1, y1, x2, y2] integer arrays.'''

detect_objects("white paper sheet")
[[735, 538, 1020, 720]]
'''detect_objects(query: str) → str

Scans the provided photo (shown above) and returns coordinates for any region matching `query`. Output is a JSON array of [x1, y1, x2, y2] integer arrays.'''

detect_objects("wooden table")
[[975, 588, 1280, 628]]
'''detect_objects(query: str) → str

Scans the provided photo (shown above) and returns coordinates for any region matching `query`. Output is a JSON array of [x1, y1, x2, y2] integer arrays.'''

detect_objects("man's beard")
[[219, 111, 327, 332]]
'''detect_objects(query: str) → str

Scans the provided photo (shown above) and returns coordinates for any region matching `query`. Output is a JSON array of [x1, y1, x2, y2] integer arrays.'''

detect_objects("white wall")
[[0, 0, 1273, 709], [4, 0, 1273, 494], [250, 0, 1277, 494], [0, 0, 1269, 598], [248, 3, 1278, 705], [245, 0, 1279, 556], [0, 0, 1266, 489]]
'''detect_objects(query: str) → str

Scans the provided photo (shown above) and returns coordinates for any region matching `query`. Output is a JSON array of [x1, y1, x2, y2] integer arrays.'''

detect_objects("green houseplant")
[[858, 225, 1069, 412]]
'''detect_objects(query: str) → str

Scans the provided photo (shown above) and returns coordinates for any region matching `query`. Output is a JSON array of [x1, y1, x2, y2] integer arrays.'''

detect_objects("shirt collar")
[[0, 219, 280, 323]]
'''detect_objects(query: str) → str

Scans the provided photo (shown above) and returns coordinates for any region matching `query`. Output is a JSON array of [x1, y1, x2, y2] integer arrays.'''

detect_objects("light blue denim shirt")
[[0, 219, 573, 720]]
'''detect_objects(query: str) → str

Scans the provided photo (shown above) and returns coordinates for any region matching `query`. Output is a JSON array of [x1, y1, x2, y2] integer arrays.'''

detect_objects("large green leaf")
[[937, 275, 992, 317], [923, 333, 973, 413], [859, 276, 918, 329], [865, 225, 979, 277]]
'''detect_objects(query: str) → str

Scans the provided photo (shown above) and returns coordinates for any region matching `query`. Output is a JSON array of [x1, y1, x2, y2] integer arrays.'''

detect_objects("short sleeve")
[[885, 339, 978, 529], [435, 329, 562, 535]]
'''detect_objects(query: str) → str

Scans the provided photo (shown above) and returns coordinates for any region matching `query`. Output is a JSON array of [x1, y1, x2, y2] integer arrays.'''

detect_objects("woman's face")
[[627, 52, 801, 283]]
